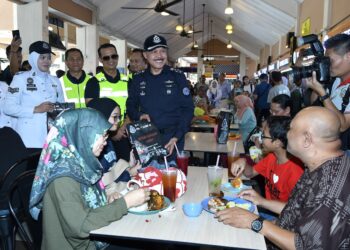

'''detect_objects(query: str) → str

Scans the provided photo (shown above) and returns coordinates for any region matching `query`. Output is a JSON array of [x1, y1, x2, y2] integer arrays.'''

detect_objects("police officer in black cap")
[[127, 34, 194, 160]]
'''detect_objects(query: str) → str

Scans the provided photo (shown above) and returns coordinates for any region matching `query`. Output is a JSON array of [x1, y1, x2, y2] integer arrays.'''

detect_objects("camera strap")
[[341, 84, 350, 113]]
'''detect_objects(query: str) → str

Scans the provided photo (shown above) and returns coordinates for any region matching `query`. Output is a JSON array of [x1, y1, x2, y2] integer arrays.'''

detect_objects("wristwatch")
[[319, 93, 330, 102], [251, 217, 264, 233]]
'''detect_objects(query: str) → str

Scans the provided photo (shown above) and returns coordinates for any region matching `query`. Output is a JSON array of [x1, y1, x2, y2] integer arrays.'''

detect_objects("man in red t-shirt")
[[231, 116, 304, 202]]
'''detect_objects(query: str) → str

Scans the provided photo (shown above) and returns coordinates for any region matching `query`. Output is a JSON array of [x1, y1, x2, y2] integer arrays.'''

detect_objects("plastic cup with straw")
[[175, 143, 190, 175], [207, 155, 223, 197], [227, 141, 239, 178], [162, 156, 177, 202]]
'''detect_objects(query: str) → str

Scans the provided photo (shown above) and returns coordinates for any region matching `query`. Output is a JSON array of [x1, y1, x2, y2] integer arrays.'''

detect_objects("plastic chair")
[[0, 152, 40, 250], [8, 169, 42, 250]]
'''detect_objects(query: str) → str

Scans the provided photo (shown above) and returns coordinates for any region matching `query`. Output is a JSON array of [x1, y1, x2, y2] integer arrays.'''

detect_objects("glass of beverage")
[[176, 151, 190, 176], [207, 166, 224, 197], [227, 151, 240, 179], [162, 168, 177, 202]]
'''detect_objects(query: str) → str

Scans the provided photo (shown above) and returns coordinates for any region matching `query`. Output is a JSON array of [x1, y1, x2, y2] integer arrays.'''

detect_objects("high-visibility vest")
[[60, 73, 90, 108], [95, 71, 129, 117]]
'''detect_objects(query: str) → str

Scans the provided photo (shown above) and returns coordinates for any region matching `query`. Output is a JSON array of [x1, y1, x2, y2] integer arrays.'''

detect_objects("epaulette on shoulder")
[[170, 68, 183, 74]]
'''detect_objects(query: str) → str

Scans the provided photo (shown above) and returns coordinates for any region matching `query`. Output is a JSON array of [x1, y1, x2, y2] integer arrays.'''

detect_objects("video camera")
[[288, 34, 331, 84]]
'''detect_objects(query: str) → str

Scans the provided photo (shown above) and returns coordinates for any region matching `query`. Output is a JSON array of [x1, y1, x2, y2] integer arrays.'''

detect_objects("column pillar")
[[197, 49, 203, 80], [76, 15, 98, 75], [16, 0, 49, 57], [111, 39, 127, 75], [239, 54, 246, 78]]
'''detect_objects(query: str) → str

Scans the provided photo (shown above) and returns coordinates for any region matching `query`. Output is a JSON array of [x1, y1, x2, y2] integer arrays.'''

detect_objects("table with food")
[[90, 167, 266, 249]]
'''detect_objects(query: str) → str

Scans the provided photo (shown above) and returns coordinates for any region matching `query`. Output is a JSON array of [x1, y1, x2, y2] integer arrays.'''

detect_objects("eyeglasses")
[[102, 54, 118, 61], [261, 134, 273, 140]]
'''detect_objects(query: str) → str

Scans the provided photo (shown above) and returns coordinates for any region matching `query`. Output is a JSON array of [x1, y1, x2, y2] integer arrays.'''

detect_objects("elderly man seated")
[[216, 106, 350, 249]]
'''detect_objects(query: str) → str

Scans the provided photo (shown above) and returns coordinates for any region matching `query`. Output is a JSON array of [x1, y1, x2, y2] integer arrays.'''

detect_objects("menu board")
[[127, 121, 168, 167]]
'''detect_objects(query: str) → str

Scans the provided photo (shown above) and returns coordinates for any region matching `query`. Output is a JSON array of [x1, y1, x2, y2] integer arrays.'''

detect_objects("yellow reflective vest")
[[60, 73, 90, 108], [95, 71, 129, 117]]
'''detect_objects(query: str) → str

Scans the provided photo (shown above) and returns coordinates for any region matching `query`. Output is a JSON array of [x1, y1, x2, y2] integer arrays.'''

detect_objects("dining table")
[[184, 132, 244, 154], [90, 167, 266, 249]]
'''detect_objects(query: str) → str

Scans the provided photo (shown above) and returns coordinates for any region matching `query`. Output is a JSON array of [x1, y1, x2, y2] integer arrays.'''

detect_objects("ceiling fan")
[[160, 0, 202, 38], [121, 0, 181, 16]]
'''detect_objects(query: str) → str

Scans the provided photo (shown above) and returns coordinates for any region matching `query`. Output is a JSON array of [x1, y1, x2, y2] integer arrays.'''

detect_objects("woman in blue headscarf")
[[29, 109, 149, 249]]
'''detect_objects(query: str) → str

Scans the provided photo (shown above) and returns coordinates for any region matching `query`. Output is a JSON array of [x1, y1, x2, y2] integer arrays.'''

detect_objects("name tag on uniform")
[[26, 83, 37, 91]]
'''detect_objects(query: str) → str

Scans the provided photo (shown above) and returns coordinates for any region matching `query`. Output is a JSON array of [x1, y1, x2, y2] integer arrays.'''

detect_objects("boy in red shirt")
[[231, 116, 303, 202]]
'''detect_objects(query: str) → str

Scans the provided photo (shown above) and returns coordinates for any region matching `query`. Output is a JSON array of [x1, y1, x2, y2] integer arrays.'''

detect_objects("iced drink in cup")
[[207, 166, 224, 197], [176, 151, 190, 176], [227, 152, 240, 179], [162, 168, 177, 202]]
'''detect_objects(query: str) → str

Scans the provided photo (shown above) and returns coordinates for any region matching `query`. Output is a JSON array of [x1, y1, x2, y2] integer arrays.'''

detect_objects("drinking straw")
[[164, 156, 169, 171], [174, 143, 180, 155], [232, 141, 237, 155], [215, 155, 220, 167]]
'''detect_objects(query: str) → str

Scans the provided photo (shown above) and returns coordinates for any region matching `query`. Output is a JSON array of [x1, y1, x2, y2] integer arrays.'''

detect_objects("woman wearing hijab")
[[29, 109, 149, 250], [234, 94, 257, 142], [3, 41, 64, 149], [87, 98, 140, 183], [206, 80, 222, 108]]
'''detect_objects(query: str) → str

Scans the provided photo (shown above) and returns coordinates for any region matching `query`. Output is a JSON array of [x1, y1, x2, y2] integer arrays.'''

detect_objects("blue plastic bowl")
[[182, 203, 203, 217]]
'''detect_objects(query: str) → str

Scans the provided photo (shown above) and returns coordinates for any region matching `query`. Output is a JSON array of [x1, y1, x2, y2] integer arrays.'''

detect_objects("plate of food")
[[128, 190, 171, 215], [201, 196, 254, 214]]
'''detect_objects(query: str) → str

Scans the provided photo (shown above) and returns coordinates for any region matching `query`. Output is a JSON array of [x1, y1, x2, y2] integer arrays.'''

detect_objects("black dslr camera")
[[288, 34, 331, 84]]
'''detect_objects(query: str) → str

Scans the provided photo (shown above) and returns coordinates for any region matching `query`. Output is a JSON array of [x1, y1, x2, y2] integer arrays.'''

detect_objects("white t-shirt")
[[267, 84, 290, 103]]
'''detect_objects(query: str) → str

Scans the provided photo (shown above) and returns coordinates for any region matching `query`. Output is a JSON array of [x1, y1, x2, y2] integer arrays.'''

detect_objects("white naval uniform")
[[4, 71, 64, 148], [0, 81, 17, 128]]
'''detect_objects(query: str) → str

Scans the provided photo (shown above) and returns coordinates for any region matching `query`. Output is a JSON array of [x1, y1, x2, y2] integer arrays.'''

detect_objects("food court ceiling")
[[73, 0, 302, 61]]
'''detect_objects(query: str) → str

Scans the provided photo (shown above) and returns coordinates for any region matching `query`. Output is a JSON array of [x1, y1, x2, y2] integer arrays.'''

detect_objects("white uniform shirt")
[[330, 78, 350, 113], [4, 71, 64, 148], [0, 81, 17, 128]]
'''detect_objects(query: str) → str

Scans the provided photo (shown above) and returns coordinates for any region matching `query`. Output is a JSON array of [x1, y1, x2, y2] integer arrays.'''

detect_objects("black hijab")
[[87, 98, 119, 120]]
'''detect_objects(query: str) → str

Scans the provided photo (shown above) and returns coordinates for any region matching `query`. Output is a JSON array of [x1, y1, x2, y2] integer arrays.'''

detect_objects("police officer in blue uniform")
[[127, 34, 194, 160]]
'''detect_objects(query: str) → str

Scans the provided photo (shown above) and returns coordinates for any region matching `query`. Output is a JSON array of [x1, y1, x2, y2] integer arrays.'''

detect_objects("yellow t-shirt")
[[194, 107, 205, 116]]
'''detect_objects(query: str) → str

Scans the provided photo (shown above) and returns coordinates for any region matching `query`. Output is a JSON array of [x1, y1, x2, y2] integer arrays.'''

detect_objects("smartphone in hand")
[[12, 30, 20, 41]]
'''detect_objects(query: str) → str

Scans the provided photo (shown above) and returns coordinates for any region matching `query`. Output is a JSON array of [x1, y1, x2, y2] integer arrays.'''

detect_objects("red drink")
[[176, 151, 190, 176], [162, 169, 177, 202]]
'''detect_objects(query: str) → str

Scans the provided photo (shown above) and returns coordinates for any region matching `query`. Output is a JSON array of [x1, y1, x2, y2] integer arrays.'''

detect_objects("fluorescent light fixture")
[[227, 29, 233, 34], [193, 41, 199, 48], [224, 55, 239, 58], [188, 25, 194, 34], [225, 0, 234, 14], [161, 11, 169, 16]]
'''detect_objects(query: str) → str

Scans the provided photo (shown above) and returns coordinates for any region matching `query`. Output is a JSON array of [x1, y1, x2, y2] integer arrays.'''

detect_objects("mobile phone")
[[12, 30, 20, 41]]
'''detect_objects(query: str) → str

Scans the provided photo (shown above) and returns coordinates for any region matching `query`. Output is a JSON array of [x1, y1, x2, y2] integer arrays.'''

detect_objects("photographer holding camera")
[[306, 33, 350, 150], [4, 41, 64, 150]]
